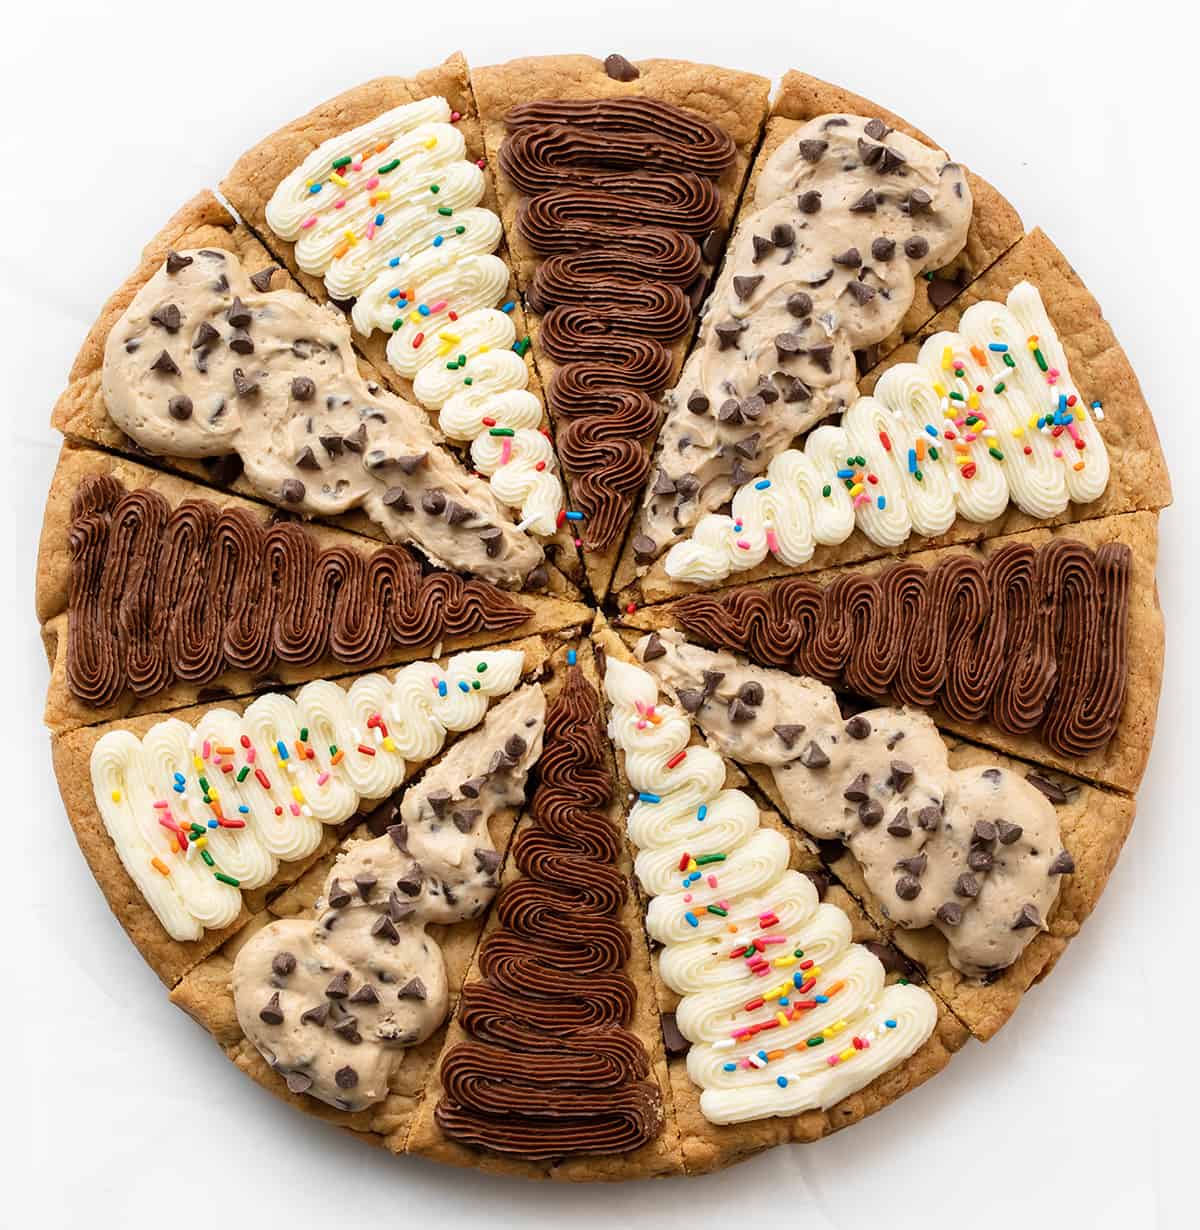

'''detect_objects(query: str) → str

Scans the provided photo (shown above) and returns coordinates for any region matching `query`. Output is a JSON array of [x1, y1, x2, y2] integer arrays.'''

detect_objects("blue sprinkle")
[[308, 183, 321, 194], [757, 1050, 768, 1061], [276, 741, 289, 761], [754, 479, 771, 491], [877, 496, 886, 511], [567, 649, 577, 666], [988, 342, 1008, 352], [723, 1062, 737, 1072], [1058, 393, 1068, 412], [458, 681, 470, 693], [1091, 400, 1102, 410], [418, 304, 431, 317], [389, 256, 400, 268], [173, 772, 185, 784], [836, 467, 854, 479], [388, 289, 401, 300], [907, 448, 917, 474], [638, 792, 661, 804], [778, 996, 789, 1007], [432, 235, 444, 248], [697, 804, 708, 822], [208, 819, 218, 829], [793, 972, 804, 989], [565, 510, 583, 522], [238, 805, 249, 815], [374, 213, 384, 226], [924, 424, 938, 437], [776, 1076, 788, 1088], [173, 783, 185, 794], [815, 995, 829, 1004], [501, 301, 515, 313], [437, 680, 447, 697], [684, 911, 699, 928], [884, 1019, 897, 1029], [395, 299, 408, 310]]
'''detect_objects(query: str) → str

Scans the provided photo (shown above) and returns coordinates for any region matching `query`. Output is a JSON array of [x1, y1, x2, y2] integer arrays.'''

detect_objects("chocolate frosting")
[[500, 98, 736, 549], [674, 538, 1132, 758], [66, 475, 530, 707], [434, 668, 663, 1160]]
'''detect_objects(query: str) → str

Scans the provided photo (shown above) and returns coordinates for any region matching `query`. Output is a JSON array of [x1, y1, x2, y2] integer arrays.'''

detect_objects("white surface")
[[2, 1, 1195, 1226]]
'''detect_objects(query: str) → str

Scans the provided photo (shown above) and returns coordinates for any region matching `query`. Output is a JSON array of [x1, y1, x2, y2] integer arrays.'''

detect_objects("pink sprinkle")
[[731, 1028, 752, 1040], [202, 740, 211, 759], [636, 719, 647, 730], [707, 875, 718, 888], [476, 158, 485, 169], [683, 893, 693, 903], [964, 432, 977, 443], [1053, 448, 1063, 459], [451, 110, 462, 122], [334, 198, 346, 210], [366, 175, 379, 190], [153, 800, 169, 810], [827, 1056, 841, 1067], [736, 539, 751, 550], [366, 221, 376, 240], [317, 772, 330, 786], [761, 934, 787, 945], [351, 161, 362, 172], [500, 439, 512, 466], [765, 528, 779, 554], [301, 216, 317, 229], [246, 747, 256, 764], [430, 299, 448, 313], [289, 803, 300, 817], [718, 900, 730, 910]]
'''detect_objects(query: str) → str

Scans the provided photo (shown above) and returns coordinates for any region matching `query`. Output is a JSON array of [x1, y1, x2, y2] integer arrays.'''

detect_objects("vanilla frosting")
[[90, 648, 526, 942], [636, 114, 972, 561], [232, 684, 545, 1111], [265, 98, 563, 534], [638, 631, 1072, 977], [663, 281, 1111, 583], [604, 651, 936, 1124], [101, 248, 544, 587]]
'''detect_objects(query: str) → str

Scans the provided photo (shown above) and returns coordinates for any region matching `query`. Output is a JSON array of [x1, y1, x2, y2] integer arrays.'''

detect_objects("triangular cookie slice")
[[624, 228, 1169, 606], [613, 626, 1136, 1044], [407, 641, 683, 1179], [472, 54, 771, 599], [37, 443, 591, 735], [54, 636, 554, 987], [619, 511, 1163, 794], [592, 623, 965, 1174], [49, 192, 578, 595]]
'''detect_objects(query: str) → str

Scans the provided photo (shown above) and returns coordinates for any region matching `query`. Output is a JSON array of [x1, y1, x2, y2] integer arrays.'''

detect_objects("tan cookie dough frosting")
[[603, 652, 935, 1124], [101, 249, 544, 587], [637, 631, 1074, 977], [665, 282, 1111, 583], [635, 114, 972, 563], [264, 98, 563, 535], [232, 684, 546, 1111], [90, 648, 526, 941]]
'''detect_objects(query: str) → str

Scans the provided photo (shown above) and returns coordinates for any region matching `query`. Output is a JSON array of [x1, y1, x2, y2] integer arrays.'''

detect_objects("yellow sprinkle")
[[849, 483, 864, 498], [478, 344, 490, 354], [967, 393, 980, 410], [330, 172, 349, 188], [374, 190, 390, 202], [423, 136, 438, 149], [1026, 334, 1039, 350], [291, 786, 306, 804], [686, 858, 698, 873], [409, 312, 421, 324], [941, 346, 953, 370], [193, 836, 207, 850], [932, 381, 946, 397], [344, 228, 358, 247], [193, 755, 204, 772], [111, 789, 121, 803], [1075, 409, 1085, 422], [439, 332, 462, 344], [382, 736, 396, 753], [839, 1046, 856, 1062], [1012, 425, 1025, 438], [956, 455, 972, 466], [776, 1011, 789, 1028], [773, 955, 796, 968]]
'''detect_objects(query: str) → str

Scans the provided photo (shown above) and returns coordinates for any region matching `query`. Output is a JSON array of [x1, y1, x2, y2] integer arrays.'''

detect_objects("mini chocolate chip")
[[886, 807, 912, 838], [896, 852, 927, 877], [1048, 850, 1076, 875], [426, 790, 451, 818], [272, 951, 297, 977], [1027, 773, 1069, 805], [871, 237, 896, 261], [354, 875, 377, 901], [843, 773, 870, 803], [728, 697, 755, 724], [445, 500, 473, 526], [774, 331, 805, 358], [300, 1002, 330, 1027], [889, 760, 914, 791], [331, 1014, 360, 1042], [895, 875, 922, 901], [936, 901, 963, 926], [908, 188, 933, 213], [701, 229, 724, 264], [660, 1011, 690, 1058], [796, 138, 828, 162], [848, 189, 878, 214], [973, 819, 998, 845], [737, 681, 764, 706], [150, 349, 179, 376], [859, 799, 884, 827], [797, 190, 822, 213], [927, 276, 959, 310], [284, 1070, 313, 1094], [651, 468, 676, 496], [280, 478, 305, 504], [325, 971, 350, 999], [1012, 903, 1042, 931], [752, 234, 775, 262], [770, 222, 795, 247], [259, 991, 284, 1025], [372, 914, 401, 944], [804, 868, 831, 900], [996, 819, 1023, 845], [250, 266, 278, 292], [800, 740, 830, 769], [845, 715, 872, 740], [168, 395, 193, 421], [954, 872, 980, 899], [677, 687, 704, 713], [863, 940, 908, 975], [967, 847, 994, 872], [917, 805, 942, 831], [846, 280, 877, 305], [150, 303, 181, 333], [227, 297, 252, 328], [421, 489, 446, 516], [475, 848, 501, 875], [334, 1065, 359, 1089], [773, 724, 805, 749], [787, 291, 813, 317], [525, 563, 549, 590], [398, 977, 427, 1001], [228, 329, 254, 355], [904, 235, 930, 260], [642, 633, 666, 661], [291, 376, 315, 401], [632, 534, 658, 564], [505, 735, 527, 760], [165, 250, 193, 274], [192, 320, 220, 350], [733, 274, 763, 299], [452, 809, 481, 834], [833, 247, 861, 268], [233, 368, 258, 398], [714, 320, 744, 349], [460, 776, 486, 799], [296, 446, 320, 471], [604, 53, 639, 81], [349, 983, 379, 1005], [342, 424, 368, 453], [686, 390, 710, 414]]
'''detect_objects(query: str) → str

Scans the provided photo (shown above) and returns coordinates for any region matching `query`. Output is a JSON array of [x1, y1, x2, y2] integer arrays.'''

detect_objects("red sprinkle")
[[678, 851, 691, 871], [666, 749, 687, 770], [357, 744, 376, 757], [254, 768, 271, 790]]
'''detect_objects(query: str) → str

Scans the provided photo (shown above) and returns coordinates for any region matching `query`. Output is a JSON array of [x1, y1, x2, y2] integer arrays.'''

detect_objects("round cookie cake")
[[37, 50, 1167, 1180]]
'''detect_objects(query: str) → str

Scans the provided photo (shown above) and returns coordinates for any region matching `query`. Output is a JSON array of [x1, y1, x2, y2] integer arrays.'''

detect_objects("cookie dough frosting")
[[90, 648, 526, 941], [500, 95, 737, 550], [101, 248, 544, 587], [673, 538, 1132, 757], [67, 475, 531, 707], [231, 684, 546, 1111], [663, 282, 1111, 583], [637, 631, 1074, 977], [264, 98, 564, 535], [435, 667, 664, 1159], [634, 114, 972, 563], [603, 651, 935, 1124]]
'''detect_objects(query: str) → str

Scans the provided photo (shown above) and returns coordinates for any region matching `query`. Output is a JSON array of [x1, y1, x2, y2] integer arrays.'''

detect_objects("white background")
[[3, 2, 1196, 1226]]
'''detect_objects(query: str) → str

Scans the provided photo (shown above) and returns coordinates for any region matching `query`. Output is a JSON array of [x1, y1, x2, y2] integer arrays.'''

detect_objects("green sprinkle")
[[236, 766, 249, 782], [471, 680, 481, 690], [928, 446, 939, 460], [489, 427, 515, 437], [214, 872, 240, 887], [463, 377, 473, 386], [898, 977, 910, 985], [377, 158, 400, 174], [299, 727, 308, 741], [914, 469, 923, 483], [806, 1036, 824, 1047], [948, 391, 964, 402], [457, 353, 466, 367], [695, 853, 726, 865], [328, 744, 338, 756], [1033, 347, 1048, 372], [455, 225, 465, 234], [437, 206, 453, 216], [1003, 353, 1016, 368], [993, 381, 1006, 394], [988, 447, 1004, 461], [854, 455, 866, 466], [392, 318, 403, 331], [201, 849, 215, 867], [476, 662, 488, 673], [707, 905, 728, 917], [198, 776, 210, 793], [429, 183, 440, 194], [793, 949, 805, 959], [822, 484, 832, 497], [332, 156, 352, 169]]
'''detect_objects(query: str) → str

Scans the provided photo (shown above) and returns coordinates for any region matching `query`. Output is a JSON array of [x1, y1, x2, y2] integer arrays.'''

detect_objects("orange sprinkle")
[[970, 345, 987, 367], [333, 241, 350, 260], [151, 857, 170, 876], [825, 980, 846, 996], [330, 749, 345, 766]]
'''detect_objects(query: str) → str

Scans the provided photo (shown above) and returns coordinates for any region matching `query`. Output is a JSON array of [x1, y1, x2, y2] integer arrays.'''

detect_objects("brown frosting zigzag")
[[66, 475, 531, 706], [672, 539, 1131, 759], [434, 667, 663, 1160]]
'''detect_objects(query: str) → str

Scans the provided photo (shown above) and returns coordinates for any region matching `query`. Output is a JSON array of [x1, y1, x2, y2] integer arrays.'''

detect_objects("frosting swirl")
[[500, 97, 736, 550], [434, 668, 663, 1160], [66, 476, 529, 707], [674, 538, 1132, 758]]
